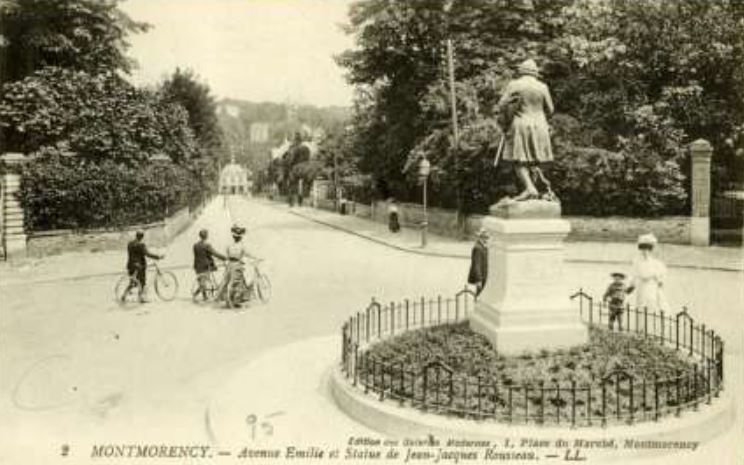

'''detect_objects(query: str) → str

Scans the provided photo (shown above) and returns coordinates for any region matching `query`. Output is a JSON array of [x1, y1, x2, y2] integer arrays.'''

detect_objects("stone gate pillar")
[[1, 153, 29, 258], [689, 139, 713, 246]]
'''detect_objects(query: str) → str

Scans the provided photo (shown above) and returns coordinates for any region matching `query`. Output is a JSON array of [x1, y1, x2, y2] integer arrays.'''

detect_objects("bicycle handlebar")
[[221, 257, 263, 264]]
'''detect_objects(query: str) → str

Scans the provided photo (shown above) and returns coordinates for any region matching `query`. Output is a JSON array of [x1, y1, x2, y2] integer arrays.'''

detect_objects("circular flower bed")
[[365, 323, 694, 386], [356, 323, 708, 424]]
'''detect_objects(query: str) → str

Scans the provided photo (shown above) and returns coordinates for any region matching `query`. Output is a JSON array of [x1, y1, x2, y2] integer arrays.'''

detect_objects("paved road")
[[1, 196, 741, 464]]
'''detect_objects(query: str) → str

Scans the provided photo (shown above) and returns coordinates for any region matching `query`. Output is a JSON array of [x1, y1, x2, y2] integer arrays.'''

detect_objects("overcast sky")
[[120, 0, 356, 107]]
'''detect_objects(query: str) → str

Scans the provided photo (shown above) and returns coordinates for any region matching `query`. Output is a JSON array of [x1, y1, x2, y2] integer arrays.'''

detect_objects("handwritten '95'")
[[245, 411, 285, 440]]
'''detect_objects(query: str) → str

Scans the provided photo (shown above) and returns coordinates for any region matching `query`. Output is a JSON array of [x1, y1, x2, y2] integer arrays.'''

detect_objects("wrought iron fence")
[[712, 194, 743, 245], [339, 288, 724, 427]]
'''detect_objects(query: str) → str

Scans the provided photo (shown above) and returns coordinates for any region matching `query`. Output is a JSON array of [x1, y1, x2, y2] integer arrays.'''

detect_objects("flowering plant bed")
[[365, 323, 693, 387], [340, 291, 723, 425]]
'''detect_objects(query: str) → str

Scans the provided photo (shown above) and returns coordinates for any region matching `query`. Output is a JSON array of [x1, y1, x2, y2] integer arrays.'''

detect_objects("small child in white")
[[603, 272, 634, 331]]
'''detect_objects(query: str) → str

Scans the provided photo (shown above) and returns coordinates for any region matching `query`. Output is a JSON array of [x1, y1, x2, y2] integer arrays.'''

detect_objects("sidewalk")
[[0, 198, 232, 287], [279, 201, 744, 272]]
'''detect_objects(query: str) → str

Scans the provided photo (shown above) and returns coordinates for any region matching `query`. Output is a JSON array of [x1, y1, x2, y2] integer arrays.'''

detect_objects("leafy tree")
[[317, 125, 360, 184], [339, 0, 742, 216], [159, 68, 223, 155], [277, 133, 312, 193], [0, 1, 218, 231], [337, 0, 571, 207], [0, 0, 148, 81], [549, 139, 687, 217], [554, 0, 744, 144], [0, 67, 197, 165]]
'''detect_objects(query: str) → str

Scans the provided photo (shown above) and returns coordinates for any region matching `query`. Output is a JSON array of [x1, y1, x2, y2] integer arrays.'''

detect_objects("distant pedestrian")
[[388, 198, 400, 233], [467, 227, 489, 298], [602, 272, 634, 331]]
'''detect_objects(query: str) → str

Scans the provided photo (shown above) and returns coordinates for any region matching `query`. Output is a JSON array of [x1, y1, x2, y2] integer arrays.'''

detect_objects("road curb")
[[285, 205, 743, 273], [0, 198, 232, 287], [288, 209, 467, 260]]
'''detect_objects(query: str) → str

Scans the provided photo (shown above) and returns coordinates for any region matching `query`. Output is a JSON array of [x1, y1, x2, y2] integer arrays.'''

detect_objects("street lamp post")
[[418, 157, 431, 248], [333, 150, 339, 211]]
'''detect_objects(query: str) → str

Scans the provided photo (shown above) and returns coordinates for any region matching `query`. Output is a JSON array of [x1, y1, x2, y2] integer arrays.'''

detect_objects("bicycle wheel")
[[192, 275, 216, 303], [226, 278, 246, 308], [115, 274, 141, 306], [191, 280, 204, 303], [154, 270, 179, 301], [255, 273, 272, 303]]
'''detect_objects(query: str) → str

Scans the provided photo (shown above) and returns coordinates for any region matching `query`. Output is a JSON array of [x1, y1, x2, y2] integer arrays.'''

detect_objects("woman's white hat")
[[637, 233, 658, 246]]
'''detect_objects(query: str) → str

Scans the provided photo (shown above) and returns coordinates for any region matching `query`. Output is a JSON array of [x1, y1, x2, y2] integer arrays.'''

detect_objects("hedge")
[[17, 152, 209, 232], [549, 139, 688, 217]]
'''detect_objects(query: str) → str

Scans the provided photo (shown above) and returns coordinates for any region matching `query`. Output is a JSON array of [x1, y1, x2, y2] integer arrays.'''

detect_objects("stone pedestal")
[[469, 199, 588, 355]]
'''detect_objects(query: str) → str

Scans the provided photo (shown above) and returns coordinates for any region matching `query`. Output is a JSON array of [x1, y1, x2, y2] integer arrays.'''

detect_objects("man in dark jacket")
[[126, 230, 163, 302], [193, 229, 226, 300], [467, 227, 490, 298]]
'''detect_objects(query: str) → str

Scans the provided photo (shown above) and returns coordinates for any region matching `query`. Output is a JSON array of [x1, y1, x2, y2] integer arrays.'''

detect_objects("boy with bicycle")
[[193, 229, 226, 300]]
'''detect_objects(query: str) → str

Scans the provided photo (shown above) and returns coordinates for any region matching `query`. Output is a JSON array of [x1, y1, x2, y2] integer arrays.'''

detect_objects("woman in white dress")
[[629, 233, 670, 312], [219, 224, 258, 304]]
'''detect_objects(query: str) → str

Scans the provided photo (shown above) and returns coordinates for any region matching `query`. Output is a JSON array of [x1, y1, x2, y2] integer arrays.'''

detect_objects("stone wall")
[[316, 198, 336, 212], [371, 201, 466, 238], [353, 203, 372, 219], [26, 207, 196, 257], [315, 199, 373, 218], [564, 216, 691, 244], [163, 207, 192, 239], [367, 200, 692, 244]]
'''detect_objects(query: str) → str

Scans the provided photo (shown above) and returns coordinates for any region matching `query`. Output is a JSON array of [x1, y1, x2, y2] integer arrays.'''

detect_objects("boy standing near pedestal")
[[467, 228, 490, 298], [603, 272, 634, 331]]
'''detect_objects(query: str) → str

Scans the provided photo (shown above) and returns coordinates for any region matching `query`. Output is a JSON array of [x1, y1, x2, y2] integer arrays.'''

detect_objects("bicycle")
[[114, 260, 179, 305], [191, 263, 227, 303], [225, 259, 271, 308]]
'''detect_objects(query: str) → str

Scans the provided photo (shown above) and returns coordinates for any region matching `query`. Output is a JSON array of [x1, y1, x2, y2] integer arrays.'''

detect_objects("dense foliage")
[[18, 150, 206, 231], [335, 0, 744, 216], [550, 141, 687, 217], [367, 323, 692, 385], [0, 67, 197, 165], [362, 323, 699, 422], [159, 68, 223, 156], [0, 1, 222, 231], [0, 0, 147, 81]]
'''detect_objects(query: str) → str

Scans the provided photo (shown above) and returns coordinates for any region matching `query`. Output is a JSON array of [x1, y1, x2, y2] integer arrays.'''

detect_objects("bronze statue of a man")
[[496, 59, 555, 202]]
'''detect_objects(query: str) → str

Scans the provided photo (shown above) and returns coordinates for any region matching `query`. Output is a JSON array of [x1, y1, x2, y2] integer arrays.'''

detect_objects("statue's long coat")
[[497, 75, 554, 164]]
